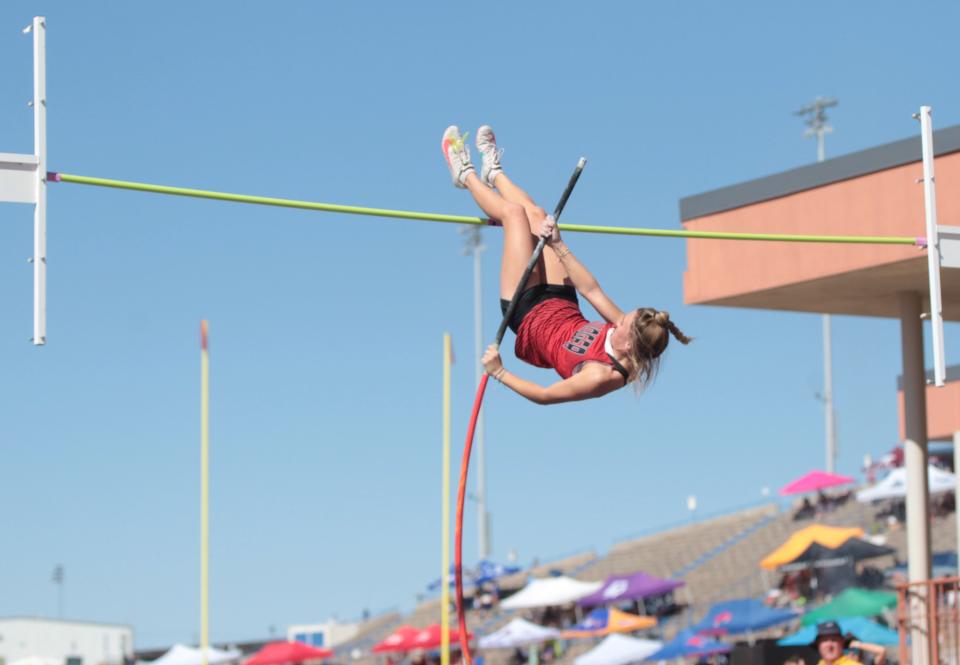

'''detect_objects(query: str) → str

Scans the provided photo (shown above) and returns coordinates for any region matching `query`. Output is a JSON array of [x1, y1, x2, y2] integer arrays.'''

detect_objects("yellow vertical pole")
[[200, 321, 210, 665], [441, 333, 452, 665]]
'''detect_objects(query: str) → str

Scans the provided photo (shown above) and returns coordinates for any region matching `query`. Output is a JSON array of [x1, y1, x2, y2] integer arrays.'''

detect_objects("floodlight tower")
[[461, 227, 491, 559], [795, 97, 839, 473], [795, 97, 837, 162]]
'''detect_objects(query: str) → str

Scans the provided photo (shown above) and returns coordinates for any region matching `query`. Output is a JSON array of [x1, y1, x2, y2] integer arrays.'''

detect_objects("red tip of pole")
[[200, 320, 209, 350]]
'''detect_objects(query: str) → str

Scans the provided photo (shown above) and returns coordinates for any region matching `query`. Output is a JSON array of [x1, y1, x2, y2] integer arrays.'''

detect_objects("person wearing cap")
[[814, 621, 886, 665]]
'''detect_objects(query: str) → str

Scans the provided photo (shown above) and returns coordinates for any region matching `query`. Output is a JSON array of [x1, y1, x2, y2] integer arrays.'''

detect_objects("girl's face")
[[611, 310, 640, 352]]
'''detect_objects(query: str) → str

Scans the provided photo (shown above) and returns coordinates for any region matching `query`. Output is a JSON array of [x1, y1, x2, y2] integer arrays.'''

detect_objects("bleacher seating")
[[331, 611, 403, 665], [338, 491, 956, 665]]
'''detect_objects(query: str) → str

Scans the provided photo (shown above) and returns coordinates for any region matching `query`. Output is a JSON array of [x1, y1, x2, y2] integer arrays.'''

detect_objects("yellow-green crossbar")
[[51, 172, 923, 246]]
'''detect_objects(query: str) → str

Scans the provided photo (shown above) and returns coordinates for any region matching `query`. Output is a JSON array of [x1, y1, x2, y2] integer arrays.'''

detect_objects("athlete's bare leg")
[[462, 173, 546, 299], [492, 172, 571, 287]]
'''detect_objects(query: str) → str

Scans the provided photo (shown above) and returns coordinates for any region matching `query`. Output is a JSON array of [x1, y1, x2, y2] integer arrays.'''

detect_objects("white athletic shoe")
[[441, 125, 475, 189], [476, 125, 503, 187]]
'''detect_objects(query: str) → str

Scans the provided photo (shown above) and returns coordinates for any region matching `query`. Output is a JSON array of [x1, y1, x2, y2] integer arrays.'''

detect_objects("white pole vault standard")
[[918, 106, 946, 387], [0, 16, 47, 344], [31, 16, 48, 346]]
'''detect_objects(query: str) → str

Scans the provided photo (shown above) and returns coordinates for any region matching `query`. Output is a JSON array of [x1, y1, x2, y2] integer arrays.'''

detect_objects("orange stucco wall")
[[898, 381, 960, 441], [683, 152, 960, 304]]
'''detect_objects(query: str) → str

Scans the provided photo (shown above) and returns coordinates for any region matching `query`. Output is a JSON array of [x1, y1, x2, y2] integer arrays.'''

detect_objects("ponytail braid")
[[654, 310, 692, 345]]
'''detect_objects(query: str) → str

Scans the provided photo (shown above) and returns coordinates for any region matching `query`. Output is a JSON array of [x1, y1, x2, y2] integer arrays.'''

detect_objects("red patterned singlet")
[[514, 298, 628, 382]]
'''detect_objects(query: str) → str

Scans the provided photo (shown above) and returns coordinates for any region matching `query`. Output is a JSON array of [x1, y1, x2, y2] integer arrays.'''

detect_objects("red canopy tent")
[[409, 624, 473, 650], [372, 626, 420, 654], [245, 641, 332, 665]]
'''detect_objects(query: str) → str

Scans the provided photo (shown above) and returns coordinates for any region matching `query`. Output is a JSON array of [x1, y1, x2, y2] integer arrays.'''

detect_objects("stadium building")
[[0, 618, 133, 665]]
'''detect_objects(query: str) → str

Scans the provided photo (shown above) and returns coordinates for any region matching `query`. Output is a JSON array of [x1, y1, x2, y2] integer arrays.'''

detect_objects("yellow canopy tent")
[[760, 524, 864, 570]]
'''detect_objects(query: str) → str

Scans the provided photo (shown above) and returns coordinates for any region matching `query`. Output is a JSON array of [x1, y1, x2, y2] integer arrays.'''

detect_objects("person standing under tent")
[[813, 621, 886, 665]]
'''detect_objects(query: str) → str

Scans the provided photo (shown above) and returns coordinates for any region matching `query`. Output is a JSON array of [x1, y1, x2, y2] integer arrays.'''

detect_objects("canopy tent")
[[761, 525, 864, 570], [800, 588, 898, 626], [779, 537, 896, 571], [372, 626, 420, 653], [474, 560, 522, 584], [500, 576, 603, 610], [427, 560, 522, 591], [562, 607, 656, 638], [778, 616, 899, 646], [245, 642, 332, 665], [689, 598, 798, 636], [856, 465, 957, 502], [780, 470, 854, 495], [646, 628, 731, 661], [428, 565, 463, 591], [572, 634, 663, 665], [478, 618, 560, 649], [577, 571, 683, 607], [149, 645, 241, 665], [887, 551, 957, 579], [409, 625, 472, 650]]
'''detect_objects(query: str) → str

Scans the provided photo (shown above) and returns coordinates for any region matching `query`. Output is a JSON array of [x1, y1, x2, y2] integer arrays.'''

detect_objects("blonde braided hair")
[[625, 308, 692, 389]]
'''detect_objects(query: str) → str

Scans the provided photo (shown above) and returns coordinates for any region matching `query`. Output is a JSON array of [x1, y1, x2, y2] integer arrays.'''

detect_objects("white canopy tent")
[[147, 644, 241, 665], [857, 466, 957, 502], [572, 634, 663, 665], [500, 576, 603, 610], [478, 618, 561, 649]]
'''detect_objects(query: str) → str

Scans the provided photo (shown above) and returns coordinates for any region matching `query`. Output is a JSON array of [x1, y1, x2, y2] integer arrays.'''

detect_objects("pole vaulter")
[[452, 151, 585, 665]]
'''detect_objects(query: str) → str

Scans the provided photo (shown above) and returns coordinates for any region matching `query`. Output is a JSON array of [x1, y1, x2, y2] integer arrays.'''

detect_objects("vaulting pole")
[[455, 158, 587, 665]]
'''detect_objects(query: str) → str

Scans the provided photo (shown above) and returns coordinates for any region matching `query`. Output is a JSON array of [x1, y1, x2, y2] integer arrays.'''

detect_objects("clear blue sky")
[[1, 0, 958, 650]]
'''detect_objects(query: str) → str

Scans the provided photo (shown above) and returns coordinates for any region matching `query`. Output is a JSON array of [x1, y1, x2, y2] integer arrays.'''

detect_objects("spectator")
[[813, 621, 885, 665], [783, 656, 806, 665], [794, 497, 815, 521]]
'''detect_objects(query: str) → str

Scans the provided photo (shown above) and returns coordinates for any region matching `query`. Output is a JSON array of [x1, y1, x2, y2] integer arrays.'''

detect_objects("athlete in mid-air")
[[441, 125, 691, 405]]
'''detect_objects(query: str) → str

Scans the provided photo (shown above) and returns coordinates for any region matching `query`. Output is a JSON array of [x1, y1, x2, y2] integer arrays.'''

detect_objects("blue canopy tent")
[[645, 628, 730, 661], [690, 598, 799, 636], [427, 560, 522, 591], [887, 552, 957, 579], [475, 560, 522, 584], [778, 616, 899, 646]]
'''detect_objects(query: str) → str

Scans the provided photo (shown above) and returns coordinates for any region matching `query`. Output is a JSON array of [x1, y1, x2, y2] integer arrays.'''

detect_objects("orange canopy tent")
[[561, 607, 656, 638], [760, 524, 864, 570]]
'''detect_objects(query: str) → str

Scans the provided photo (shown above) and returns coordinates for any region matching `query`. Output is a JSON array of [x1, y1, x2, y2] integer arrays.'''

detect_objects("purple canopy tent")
[[578, 571, 684, 606]]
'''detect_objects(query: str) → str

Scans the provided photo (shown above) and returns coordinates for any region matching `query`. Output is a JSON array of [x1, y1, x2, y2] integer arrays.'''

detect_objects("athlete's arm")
[[540, 218, 625, 324], [483, 345, 623, 404], [504, 362, 624, 404]]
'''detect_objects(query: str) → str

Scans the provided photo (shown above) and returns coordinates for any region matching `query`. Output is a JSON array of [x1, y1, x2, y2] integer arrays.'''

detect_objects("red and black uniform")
[[500, 285, 629, 383]]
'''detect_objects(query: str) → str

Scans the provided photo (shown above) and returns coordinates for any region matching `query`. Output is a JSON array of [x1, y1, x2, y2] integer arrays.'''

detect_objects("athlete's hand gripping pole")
[[454, 158, 586, 665]]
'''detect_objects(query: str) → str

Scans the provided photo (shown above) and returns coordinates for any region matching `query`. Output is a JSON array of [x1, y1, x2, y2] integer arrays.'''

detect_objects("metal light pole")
[[461, 227, 491, 559], [52, 564, 64, 618], [795, 97, 839, 473]]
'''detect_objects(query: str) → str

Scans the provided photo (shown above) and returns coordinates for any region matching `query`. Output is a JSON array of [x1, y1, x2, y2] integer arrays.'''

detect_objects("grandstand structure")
[[331, 492, 955, 665]]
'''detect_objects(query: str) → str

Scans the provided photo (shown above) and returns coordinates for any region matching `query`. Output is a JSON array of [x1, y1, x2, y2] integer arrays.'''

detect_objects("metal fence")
[[897, 576, 960, 664]]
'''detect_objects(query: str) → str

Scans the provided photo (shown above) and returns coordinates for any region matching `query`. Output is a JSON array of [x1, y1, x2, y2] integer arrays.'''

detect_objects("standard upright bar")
[[919, 106, 945, 386], [31, 16, 47, 345]]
